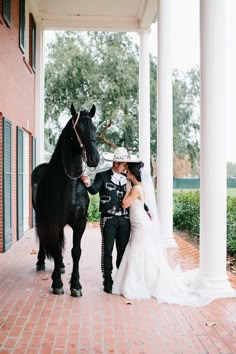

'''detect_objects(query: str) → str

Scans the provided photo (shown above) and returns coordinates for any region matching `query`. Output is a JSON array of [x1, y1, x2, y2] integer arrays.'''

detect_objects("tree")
[[45, 31, 200, 175], [150, 55, 157, 157], [44, 31, 140, 152], [172, 67, 200, 167]]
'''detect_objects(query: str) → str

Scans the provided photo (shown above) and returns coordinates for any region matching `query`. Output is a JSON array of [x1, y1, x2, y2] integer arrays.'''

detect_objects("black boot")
[[103, 278, 113, 293]]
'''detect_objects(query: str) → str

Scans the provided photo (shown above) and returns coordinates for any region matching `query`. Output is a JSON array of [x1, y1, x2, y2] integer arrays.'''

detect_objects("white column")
[[35, 22, 45, 164], [157, 0, 176, 247], [139, 30, 150, 172], [194, 0, 235, 298], [226, 0, 236, 162]]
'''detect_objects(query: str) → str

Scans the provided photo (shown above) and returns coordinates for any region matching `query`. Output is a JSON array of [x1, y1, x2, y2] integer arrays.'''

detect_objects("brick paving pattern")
[[0, 223, 236, 353]]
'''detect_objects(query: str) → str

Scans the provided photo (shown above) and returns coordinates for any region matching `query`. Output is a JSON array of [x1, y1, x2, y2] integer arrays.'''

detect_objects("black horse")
[[32, 103, 100, 297]]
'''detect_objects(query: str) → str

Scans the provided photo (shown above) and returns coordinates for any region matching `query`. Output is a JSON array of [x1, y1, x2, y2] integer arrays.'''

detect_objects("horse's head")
[[70, 103, 100, 167]]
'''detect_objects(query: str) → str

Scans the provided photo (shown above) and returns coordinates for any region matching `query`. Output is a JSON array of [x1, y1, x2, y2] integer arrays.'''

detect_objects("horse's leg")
[[59, 229, 65, 274], [70, 221, 86, 297], [36, 242, 46, 271], [36, 240, 65, 273], [51, 244, 64, 295]]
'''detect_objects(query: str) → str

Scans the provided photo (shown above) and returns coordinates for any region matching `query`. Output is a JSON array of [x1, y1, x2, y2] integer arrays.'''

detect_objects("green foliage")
[[150, 56, 157, 157], [44, 31, 141, 152], [87, 194, 100, 222], [173, 191, 236, 256], [88, 191, 236, 255], [87, 32, 141, 152], [227, 196, 236, 255], [173, 68, 200, 165], [227, 189, 236, 197], [44, 31, 200, 164], [173, 191, 200, 235]]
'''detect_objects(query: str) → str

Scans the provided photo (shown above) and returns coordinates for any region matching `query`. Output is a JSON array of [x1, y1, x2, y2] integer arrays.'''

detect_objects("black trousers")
[[100, 215, 130, 285]]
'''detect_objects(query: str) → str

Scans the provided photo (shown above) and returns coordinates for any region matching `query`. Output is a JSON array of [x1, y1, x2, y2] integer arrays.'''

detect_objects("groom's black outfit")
[[87, 169, 130, 293]]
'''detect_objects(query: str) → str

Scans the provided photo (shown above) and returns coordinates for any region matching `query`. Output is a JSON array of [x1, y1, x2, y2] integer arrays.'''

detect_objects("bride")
[[112, 161, 221, 306]]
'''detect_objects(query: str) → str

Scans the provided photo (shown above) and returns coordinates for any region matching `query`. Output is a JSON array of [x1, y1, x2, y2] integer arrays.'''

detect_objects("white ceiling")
[[32, 0, 157, 31]]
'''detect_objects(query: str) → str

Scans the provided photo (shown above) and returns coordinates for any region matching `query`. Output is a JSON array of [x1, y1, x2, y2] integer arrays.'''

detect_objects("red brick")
[[0, 0, 35, 252]]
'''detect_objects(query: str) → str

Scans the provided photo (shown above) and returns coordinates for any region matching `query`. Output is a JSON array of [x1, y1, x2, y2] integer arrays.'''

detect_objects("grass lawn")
[[227, 188, 236, 197]]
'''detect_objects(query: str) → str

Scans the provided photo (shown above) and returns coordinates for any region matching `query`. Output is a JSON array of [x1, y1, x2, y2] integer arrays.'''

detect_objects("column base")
[[192, 273, 236, 299]]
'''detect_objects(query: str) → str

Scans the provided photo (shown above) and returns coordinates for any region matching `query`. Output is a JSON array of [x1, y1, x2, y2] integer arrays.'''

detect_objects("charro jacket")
[[87, 169, 129, 217]]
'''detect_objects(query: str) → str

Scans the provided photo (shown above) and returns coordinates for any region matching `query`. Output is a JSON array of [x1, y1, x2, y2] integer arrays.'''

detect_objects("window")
[[2, 0, 11, 27], [19, 0, 25, 52], [29, 13, 36, 70], [19, 0, 36, 71]]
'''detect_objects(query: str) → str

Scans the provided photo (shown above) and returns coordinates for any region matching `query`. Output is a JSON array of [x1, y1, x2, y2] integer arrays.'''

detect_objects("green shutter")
[[3, 117, 12, 251], [32, 17, 36, 71], [2, 0, 11, 27], [17, 127, 24, 240]]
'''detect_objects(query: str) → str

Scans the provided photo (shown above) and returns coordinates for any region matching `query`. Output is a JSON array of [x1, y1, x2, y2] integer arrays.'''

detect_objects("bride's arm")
[[122, 180, 132, 203], [122, 187, 140, 209]]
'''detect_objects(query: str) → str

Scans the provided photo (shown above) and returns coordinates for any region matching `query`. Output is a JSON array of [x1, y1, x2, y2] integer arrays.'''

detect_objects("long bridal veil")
[[140, 168, 165, 258], [140, 168, 236, 306]]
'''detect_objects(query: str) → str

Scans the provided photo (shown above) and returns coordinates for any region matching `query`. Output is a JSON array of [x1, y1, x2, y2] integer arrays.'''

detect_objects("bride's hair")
[[127, 162, 144, 182]]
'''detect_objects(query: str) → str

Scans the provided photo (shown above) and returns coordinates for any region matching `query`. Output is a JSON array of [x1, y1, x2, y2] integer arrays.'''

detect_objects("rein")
[[72, 113, 87, 162]]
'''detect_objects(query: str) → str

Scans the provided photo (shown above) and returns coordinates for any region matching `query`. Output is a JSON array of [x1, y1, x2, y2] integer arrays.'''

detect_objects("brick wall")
[[0, 0, 36, 251], [0, 114, 3, 252]]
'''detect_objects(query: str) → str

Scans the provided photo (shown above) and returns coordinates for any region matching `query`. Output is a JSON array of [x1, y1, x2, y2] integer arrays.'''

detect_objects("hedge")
[[87, 191, 236, 256], [87, 194, 100, 222], [173, 191, 236, 256]]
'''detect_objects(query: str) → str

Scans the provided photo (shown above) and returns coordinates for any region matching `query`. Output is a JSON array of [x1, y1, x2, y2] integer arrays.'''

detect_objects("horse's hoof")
[[52, 287, 64, 295], [36, 263, 45, 271], [71, 288, 82, 297]]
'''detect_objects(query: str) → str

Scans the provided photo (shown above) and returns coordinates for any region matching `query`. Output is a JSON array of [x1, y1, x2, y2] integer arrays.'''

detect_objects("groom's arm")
[[86, 173, 104, 195], [144, 203, 152, 220]]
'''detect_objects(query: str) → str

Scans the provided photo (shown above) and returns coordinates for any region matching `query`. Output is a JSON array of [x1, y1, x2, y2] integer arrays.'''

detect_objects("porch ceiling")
[[32, 0, 157, 31]]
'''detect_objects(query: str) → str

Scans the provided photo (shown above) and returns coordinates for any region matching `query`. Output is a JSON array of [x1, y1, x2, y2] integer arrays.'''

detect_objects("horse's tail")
[[33, 162, 66, 259], [36, 222, 65, 259]]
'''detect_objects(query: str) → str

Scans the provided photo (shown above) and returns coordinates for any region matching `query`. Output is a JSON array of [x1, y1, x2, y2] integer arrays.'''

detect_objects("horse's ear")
[[70, 103, 76, 118], [89, 104, 96, 118]]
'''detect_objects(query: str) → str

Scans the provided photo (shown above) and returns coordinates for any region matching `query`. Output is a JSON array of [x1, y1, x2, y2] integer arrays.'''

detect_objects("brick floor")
[[0, 223, 236, 354]]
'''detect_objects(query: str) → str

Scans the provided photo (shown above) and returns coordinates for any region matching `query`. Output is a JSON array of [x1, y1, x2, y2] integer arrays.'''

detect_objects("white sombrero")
[[102, 147, 142, 163]]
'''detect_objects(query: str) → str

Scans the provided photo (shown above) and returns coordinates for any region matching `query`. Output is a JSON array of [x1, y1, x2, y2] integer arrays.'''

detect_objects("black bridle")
[[62, 113, 97, 180]]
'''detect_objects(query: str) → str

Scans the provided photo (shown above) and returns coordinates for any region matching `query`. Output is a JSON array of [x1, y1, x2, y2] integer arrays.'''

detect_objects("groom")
[[81, 147, 131, 293]]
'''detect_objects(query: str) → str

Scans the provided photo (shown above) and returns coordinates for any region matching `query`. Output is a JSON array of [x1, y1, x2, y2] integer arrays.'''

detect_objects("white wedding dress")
[[112, 185, 221, 306]]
